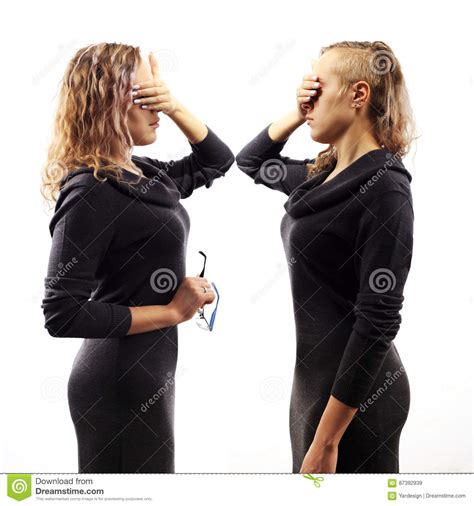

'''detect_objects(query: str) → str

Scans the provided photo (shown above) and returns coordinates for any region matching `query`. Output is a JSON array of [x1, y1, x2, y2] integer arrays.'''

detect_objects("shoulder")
[[358, 157, 413, 212], [131, 154, 169, 179], [57, 169, 118, 213]]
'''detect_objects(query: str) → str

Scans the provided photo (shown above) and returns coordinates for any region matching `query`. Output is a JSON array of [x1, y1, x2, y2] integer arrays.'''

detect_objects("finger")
[[191, 276, 208, 282], [134, 94, 169, 106], [297, 87, 320, 98], [149, 52, 160, 79], [143, 102, 174, 112], [133, 78, 166, 91], [303, 73, 319, 81], [196, 281, 212, 290], [191, 277, 212, 287], [133, 85, 167, 98], [199, 284, 213, 293], [201, 291, 216, 305], [301, 80, 321, 90]]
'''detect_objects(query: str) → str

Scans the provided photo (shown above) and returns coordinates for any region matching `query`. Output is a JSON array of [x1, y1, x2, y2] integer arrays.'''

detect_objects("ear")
[[352, 81, 370, 107], [149, 52, 160, 79]]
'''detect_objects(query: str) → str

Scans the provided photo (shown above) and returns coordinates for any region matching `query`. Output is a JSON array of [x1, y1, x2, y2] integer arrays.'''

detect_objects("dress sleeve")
[[236, 123, 312, 195], [41, 182, 132, 339], [138, 125, 234, 199], [330, 190, 414, 408]]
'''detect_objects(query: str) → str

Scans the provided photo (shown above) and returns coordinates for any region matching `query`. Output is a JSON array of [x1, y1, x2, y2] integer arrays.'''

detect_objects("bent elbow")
[[42, 308, 74, 338], [235, 152, 260, 178], [222, 152, 235, 172], [353, 292, 404, 342], [235, 151, 249, 170], [41, 297, 84, 338], [43, 318, 65, 338]]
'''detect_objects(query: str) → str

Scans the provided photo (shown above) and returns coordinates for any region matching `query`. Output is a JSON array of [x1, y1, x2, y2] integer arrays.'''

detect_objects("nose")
[[148, 111, 159, 123]]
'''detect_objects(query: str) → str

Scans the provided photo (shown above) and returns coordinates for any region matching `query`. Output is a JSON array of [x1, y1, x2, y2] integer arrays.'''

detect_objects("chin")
[[309, 128, 321, 143], [310, 128, 332, 145], [134, 131, 157, 146]]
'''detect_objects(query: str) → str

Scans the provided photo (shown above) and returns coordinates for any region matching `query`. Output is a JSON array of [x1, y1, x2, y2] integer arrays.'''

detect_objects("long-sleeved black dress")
[[41, 126, 234, 473], [236, 123, 414, 473]]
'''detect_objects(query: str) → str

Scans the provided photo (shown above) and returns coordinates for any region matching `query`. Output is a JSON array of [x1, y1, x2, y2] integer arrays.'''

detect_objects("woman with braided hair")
[[237, 41, 416, 473]]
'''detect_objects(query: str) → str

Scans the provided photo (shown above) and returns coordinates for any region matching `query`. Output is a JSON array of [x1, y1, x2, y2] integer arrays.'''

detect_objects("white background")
[[0, 0, 472, 475]]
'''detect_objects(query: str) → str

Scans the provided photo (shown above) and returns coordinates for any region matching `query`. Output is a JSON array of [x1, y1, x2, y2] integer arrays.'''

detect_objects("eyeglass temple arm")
[[198, 250, 207, 278], [209, 282, 220, 329]]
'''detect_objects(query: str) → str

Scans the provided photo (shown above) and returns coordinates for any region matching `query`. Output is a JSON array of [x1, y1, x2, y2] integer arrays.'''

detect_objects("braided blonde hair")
[[306, 40, 417, 178]]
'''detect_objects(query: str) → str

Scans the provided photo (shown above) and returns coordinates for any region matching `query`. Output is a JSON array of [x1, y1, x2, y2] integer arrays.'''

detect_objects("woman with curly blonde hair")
[[237, 41, 417, 473], [41, 42, 234, 473]]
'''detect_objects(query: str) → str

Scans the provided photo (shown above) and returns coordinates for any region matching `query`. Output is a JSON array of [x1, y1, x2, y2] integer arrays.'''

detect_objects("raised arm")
[[236, 111, 314, 195], [133, 123, 234, 199], [130, 54, 234, 198], [235, 126, 312, 195], [236, 70, 322, 195]]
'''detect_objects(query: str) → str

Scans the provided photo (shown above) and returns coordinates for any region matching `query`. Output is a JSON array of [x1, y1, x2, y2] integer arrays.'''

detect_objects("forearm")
[[268, 110, 306, 142], [313, 395, 358, 448], [167, 100, 208, 144], [126, 304, 179, 335]]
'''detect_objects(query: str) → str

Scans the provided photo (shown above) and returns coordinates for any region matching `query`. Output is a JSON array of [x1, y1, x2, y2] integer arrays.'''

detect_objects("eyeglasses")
[[195, 250, 220, 331]]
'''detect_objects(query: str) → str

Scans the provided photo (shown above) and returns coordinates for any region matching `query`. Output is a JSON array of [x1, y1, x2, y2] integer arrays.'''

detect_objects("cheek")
[[318, 92, 350, 124], [127, 107, 146, 131], [309, 96, 350, 142], [126, 108, 156, 146]]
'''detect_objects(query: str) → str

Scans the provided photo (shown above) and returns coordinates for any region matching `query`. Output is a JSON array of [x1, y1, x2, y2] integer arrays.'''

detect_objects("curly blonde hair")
[[40, 42, 143, 205], [306, 40, 417, 178]]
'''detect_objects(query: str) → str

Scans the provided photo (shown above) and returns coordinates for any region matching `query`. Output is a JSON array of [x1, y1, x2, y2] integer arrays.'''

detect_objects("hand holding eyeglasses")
[[167, 276, 215, 324], [195, 251, 220, 331]]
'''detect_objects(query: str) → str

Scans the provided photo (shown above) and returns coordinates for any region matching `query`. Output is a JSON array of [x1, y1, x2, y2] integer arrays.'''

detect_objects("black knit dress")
[[237, 124, 414, 473], [41, 126, 234, 473]]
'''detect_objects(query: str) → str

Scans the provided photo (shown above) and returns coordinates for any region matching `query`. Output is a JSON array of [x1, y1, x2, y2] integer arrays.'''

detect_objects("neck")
[[333, 123, 381, 173]]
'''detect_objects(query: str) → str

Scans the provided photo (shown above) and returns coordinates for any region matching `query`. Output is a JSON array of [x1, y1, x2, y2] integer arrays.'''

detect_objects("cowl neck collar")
[[58, 155, 181, 208], [283, 148, 412, 218]]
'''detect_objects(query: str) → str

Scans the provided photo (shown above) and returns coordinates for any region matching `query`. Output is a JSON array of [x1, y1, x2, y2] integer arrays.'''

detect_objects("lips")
[[149, 120, 160, 126]]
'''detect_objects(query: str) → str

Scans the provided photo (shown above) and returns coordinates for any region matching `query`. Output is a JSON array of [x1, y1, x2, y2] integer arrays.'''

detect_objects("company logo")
[[7, 474, 32, 501], [302, 474, 325, 488]]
